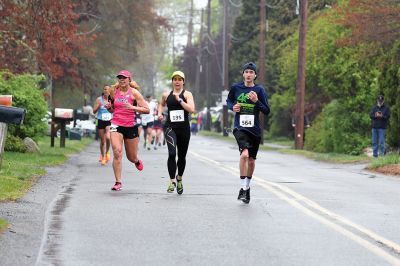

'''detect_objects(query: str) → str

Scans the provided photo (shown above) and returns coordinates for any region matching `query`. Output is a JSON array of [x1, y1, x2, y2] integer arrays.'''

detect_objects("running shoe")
[[111, 182, 122, 191], [167, 181, 176, 193], [237, 188, 245, 201], [135, 160, 144, 171], [242, 188, 250, 204], [177, 180, 183, 195], [101, 158, 106, 165], [106, 152, 111, 162], [99, 155, 103, 162]]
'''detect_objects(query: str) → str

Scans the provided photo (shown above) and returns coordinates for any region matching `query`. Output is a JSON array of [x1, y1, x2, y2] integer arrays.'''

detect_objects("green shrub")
[[5, 135, 27, 153], [269, 91, 295, 138], [0, 70, 48, 141], [305, 100, 370, 155]]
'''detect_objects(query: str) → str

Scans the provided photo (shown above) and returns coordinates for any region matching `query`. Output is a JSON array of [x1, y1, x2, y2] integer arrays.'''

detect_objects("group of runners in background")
[[92, 63, 270, 204]]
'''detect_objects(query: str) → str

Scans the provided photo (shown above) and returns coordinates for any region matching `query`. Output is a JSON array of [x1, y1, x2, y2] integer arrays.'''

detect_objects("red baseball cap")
[[116, 70, 132, 78]]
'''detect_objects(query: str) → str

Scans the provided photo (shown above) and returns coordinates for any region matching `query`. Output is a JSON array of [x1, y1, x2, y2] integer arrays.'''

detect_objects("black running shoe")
[[237, 188, 245, 201], [242, 188, 250, 204]]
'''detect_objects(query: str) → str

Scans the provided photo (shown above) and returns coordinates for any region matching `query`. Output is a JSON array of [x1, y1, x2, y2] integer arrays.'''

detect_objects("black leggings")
[[165, 127, 190, 179]]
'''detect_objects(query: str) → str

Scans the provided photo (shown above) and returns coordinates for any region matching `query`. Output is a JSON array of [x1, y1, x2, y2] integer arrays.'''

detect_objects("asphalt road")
[[1, 135, 400, 265]]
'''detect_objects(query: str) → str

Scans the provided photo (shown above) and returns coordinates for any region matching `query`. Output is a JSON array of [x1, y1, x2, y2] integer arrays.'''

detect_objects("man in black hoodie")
[[369, 95, 390, 157], [226, 62, 270, 203]]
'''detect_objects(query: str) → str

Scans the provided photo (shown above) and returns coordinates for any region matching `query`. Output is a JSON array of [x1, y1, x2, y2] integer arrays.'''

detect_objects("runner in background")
[[158, 71, 195, 194], [93, 86, 113, 165], [105, 70, 149, 191], [190, 111, 199, 135], [141, 95, 157, 150], [134, 111, 143, 142], [152, 98, 164, 149]]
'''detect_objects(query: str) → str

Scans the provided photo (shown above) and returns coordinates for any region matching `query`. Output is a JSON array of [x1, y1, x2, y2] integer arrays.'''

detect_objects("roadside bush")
[[0, 70, 48, 142], [305, 100, 370, 155], [269, 91, 295, 138], [4, 135, 27, 153]]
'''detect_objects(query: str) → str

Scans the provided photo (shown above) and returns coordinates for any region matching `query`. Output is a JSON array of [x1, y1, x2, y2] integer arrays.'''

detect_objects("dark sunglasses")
[[117, 75, 128, 80]]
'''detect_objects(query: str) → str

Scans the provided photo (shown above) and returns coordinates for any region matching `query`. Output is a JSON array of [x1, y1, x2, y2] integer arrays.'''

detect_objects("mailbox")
[[0, 105, 26, 125], [54, 108, 74, 119], [51, 108, 74, 148], [0, 103, 26, 169]]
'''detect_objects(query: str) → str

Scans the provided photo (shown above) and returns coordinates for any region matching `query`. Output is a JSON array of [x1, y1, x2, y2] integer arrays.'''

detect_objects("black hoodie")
[[369, 104, 390, 129]]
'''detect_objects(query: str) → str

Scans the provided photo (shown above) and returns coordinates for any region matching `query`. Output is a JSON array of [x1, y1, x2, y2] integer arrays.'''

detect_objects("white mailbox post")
[[51, 108, 74, 147]]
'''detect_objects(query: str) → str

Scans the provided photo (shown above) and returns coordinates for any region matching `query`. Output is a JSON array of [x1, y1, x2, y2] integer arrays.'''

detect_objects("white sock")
[[245, 178, 251, 190], [241, 178, 247, 189]]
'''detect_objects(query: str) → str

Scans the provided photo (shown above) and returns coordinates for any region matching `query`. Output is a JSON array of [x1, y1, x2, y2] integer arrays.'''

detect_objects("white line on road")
[[189, 150, 400, 265]]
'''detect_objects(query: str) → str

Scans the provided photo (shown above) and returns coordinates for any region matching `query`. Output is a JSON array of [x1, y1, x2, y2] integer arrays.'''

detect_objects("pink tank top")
[[111, 87, 136, 127]]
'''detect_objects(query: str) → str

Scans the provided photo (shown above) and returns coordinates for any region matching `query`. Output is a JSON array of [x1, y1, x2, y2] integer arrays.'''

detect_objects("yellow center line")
[[189, 150, 400, 265]]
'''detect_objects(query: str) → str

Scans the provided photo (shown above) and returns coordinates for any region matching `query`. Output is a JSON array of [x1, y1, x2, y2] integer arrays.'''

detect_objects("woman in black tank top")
[[164, 90, 190, 129], [157, 71, 195, 194]]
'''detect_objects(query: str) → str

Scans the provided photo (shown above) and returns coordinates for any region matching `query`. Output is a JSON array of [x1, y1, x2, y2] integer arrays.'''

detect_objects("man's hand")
[[248, 91, 258, 103], [233, 103, 241, 113]]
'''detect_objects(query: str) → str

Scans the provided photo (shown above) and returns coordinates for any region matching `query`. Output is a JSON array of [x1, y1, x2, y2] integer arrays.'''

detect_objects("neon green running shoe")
[[167, 181, 176, 193], [177, 180, 183, 195]]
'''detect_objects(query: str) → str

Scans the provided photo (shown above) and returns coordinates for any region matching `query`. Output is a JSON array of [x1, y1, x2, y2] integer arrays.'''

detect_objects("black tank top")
[[165, 90, 189, 129]]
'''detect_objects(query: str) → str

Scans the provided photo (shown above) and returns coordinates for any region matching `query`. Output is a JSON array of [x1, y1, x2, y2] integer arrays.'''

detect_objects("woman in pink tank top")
[[105, 70, 149, 191]]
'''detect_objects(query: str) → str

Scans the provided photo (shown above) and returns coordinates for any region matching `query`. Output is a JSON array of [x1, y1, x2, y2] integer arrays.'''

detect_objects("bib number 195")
[[170, 110, 184, 122]]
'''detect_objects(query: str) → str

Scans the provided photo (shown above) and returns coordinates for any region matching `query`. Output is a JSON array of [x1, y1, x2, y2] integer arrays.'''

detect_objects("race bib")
[[110, 124, 118, 132], [170, 110, 184, 122], [142, 115, 153, 124], [239, 114, 254, 127], [101, 113, 112, 121]]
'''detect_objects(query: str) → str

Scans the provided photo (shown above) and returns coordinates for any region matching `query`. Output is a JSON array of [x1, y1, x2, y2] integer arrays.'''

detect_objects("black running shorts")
[[97, 119, 111, 130], [233, 128, 261, 159], [110, 124, 139, 139], [142, 121, 154, 130]]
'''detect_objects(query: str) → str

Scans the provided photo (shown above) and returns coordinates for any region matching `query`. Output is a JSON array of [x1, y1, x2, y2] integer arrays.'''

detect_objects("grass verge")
[[279, 149, 371, 164], [198, 130, 235, 142], [199, 130, 370, 164], [0, 218, 8, 233], [367, 154, 400, 169], [0, 136, 93, 202]]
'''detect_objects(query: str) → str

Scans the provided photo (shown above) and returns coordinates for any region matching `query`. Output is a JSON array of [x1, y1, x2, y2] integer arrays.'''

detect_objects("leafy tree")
[[274, 0, 399, 153], [336, 0, 400, 47], [0, 71, 47, 141], [0, 0, 94, 80]]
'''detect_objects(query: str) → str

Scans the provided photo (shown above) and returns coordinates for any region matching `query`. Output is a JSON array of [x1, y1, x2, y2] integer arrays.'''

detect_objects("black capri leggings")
[[165, 127, 191, 179]]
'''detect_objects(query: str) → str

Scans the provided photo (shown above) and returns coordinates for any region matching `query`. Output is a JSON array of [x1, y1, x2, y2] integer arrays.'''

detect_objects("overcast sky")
[[195, 0, 208, 9]]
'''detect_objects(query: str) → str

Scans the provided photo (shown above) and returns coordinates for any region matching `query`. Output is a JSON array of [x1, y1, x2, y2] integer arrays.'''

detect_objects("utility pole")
[[222, 0, 230, 137], [294, 0, 308, 149], [187, 0, 194, 47], [194, 9, 205, 99], [258, 0, 266, 144], [222, 0, 229, 91], [205, 0, 212, 131], [172, 28, 175, 63]]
